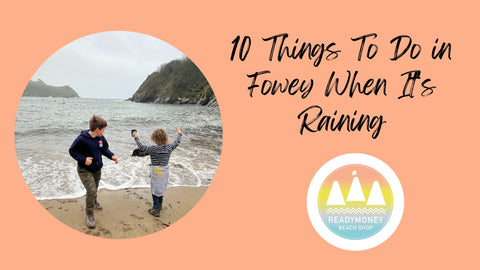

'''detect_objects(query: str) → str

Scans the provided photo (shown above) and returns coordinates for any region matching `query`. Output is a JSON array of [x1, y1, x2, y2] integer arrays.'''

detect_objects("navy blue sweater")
[[69, 130, 115, 172]]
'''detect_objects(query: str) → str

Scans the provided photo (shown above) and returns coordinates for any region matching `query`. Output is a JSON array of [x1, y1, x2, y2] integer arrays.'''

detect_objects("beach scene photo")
[[15, 31, 222, 239]]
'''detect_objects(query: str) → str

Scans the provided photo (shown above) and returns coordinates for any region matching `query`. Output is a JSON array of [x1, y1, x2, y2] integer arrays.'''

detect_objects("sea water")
[[15, 97, 222, 200]]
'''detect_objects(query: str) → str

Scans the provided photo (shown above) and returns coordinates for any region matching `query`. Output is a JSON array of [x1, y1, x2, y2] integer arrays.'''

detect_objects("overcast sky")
[[31, 31, 185, 99]]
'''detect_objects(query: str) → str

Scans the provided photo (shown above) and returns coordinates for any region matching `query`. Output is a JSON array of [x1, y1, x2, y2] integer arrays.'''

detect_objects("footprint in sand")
[[129, 214, 144, 220], [85, 227, 112, 237], [123, 224, 133, 232], [95, 228, 112, 237]]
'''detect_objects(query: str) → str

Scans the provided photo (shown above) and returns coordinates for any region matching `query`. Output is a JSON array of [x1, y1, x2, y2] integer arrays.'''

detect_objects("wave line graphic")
[[326, 208, 387, 214]]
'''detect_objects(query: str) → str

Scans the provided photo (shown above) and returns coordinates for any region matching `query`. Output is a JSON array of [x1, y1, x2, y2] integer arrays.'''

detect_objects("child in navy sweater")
[[69, 115, 118, 228]]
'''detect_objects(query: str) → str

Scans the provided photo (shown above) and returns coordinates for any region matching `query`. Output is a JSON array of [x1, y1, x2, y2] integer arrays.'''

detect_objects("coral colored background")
[[1, 1, 478, 269]]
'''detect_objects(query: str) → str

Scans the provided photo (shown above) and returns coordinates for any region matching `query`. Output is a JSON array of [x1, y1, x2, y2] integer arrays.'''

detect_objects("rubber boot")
[[86, 210, 96, 228]]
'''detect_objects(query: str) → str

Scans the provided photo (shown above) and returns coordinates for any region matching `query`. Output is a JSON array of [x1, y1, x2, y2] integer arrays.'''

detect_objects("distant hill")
[[129, 58, 216, 106], [23, 79, 80, 98]]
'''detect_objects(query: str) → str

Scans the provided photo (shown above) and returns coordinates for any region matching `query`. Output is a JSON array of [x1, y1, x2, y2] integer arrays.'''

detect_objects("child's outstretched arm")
[[170, 128, 183, 149], [132, 131, 153, 154]]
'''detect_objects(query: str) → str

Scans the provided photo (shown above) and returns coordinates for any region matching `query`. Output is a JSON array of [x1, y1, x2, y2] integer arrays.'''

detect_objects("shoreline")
[[39, 186, 208, 239]]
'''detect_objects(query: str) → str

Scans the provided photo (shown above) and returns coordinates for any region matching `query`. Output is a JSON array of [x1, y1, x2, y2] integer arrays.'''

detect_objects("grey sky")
[[31, 31, 185, 99]]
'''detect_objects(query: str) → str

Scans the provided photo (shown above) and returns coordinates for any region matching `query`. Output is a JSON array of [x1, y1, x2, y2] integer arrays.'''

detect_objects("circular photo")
[[15, 31, 222, 239]]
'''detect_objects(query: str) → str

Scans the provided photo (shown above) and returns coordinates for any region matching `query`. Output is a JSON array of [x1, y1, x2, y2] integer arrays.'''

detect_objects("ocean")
[[15, 97, 222, 200]]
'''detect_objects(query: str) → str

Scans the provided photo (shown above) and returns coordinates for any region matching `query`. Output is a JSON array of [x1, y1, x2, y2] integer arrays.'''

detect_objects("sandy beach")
[[39, 186, 208, 239]]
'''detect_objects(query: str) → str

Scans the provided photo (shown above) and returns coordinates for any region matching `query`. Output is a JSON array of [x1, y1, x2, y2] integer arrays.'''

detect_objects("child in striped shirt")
[[132, 128, 182, 217]]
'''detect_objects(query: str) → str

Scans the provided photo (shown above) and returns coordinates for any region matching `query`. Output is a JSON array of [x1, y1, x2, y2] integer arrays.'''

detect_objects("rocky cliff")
[[129, 58, 216, 106], [23, 79, 80, 98]]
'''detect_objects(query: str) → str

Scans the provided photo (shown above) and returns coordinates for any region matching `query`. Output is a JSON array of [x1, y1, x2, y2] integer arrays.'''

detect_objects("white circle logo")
[[307, 153, 404, 251]]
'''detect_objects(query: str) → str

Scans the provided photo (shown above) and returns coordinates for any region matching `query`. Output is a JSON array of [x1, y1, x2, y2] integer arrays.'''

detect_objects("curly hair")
[[151, 129, 169, 146]]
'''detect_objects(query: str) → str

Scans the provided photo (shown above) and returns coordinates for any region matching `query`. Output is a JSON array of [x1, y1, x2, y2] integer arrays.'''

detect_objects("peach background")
[[1, 1, 478, 269]]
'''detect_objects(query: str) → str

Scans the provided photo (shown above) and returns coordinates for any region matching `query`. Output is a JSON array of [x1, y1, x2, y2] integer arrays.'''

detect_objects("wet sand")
[[39, 186, 208, 239]]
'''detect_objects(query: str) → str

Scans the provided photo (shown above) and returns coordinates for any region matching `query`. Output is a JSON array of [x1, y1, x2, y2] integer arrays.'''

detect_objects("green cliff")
[[23, 79, 80, 98], [129, 58, 215, 106]]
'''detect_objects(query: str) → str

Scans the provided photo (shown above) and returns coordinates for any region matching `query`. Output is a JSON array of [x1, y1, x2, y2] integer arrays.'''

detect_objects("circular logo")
[[307, 154, 404, 251]]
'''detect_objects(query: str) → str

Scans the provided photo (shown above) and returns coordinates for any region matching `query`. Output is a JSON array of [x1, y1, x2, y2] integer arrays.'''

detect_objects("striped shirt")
[[134, 133, 182, 166]]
